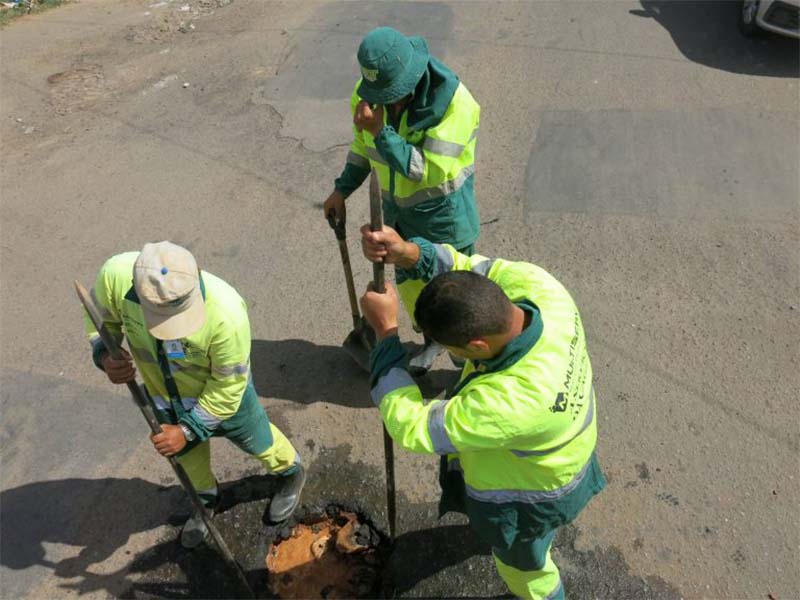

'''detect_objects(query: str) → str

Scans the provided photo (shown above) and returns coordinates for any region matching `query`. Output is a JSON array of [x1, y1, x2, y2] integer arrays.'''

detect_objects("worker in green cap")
[[323, 26, 481, 375]]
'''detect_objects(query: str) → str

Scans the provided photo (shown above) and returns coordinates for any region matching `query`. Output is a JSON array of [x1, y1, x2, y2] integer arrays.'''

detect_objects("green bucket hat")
[[357, 27, 430, 105]]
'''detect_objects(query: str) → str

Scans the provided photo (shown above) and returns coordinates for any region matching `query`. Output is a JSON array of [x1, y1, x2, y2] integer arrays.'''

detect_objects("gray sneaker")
[[180, 510, 212, 549], [267, 462, 306, 523], [408, 339, 445, 376]]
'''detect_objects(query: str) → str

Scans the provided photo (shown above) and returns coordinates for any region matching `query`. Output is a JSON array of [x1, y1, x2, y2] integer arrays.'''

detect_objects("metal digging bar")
[[368, 171, 397, 541]]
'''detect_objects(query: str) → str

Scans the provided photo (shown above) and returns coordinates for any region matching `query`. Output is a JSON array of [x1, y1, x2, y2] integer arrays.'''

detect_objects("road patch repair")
[[266, 504, 388, 599], [115, 466, 400, 599]]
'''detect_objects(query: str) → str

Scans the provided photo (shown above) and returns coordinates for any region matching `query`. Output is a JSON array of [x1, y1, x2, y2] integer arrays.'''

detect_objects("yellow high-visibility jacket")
[[84, 252, 251, 441]]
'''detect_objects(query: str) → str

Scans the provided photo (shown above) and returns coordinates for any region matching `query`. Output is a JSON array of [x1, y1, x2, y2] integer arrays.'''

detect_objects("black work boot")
[[267, 461, 306, 523], [408, 336, 445, 376]]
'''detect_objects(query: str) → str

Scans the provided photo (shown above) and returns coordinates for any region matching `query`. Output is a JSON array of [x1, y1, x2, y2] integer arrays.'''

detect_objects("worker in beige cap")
[[83, 241, 305, 548]]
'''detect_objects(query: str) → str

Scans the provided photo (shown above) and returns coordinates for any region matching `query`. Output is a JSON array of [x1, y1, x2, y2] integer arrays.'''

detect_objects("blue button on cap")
[[161, 267, 169, 275]]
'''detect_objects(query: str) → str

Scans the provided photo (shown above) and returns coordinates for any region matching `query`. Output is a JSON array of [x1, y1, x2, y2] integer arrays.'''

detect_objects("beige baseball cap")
[[133, 241, 206, 340]]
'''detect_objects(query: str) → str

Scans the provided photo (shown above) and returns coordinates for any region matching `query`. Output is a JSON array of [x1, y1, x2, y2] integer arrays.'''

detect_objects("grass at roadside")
[[0, 0, 68, 27]]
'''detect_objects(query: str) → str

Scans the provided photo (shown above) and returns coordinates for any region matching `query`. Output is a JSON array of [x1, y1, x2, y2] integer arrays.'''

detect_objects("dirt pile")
[[266, 507, 385, 599]]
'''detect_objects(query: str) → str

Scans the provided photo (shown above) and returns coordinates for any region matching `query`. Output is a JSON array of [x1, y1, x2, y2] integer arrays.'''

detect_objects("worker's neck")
[[507, 304, 530, 340], [486, 305, 530, 357]]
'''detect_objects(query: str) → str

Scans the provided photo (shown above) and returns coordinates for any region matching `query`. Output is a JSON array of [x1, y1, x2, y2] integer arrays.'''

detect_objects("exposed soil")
[[266, 507, 386, 599], [118, 467, 395, 600]]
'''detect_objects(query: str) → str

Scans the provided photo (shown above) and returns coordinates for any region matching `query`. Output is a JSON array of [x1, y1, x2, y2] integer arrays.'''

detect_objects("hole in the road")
[[265, 505, 389, 599]]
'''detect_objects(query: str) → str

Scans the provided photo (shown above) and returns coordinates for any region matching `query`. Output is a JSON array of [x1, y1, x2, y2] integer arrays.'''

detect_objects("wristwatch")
[[179, 424, 196, 442]]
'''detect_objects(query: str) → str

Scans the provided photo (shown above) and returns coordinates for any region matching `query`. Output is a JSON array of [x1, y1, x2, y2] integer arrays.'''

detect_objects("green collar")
[[405, 57, 459, 131], [474, 300, 542, 374]]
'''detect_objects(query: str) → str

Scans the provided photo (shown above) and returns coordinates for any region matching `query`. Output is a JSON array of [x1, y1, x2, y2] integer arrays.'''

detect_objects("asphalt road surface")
[[1, 1, 798, 598]]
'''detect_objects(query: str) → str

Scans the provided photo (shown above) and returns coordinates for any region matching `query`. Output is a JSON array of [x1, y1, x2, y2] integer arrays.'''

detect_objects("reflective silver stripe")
[[370, 367, 416, 407], [471, 259, 495, 277], [191, 403, 222, 429], [408, 147, 425, 182], [212, 363, 249, 378], [423, 125, 478, 158], [180, 396, 198, 411], [346, 150, 370, 170], [545, 580, 563, 600], [149, 394, 204, 416], [433, 243, 455, 276], [150, 395, 170, 411], [465, 457, 592, 505], [365, 146, 387, 166], [423, 136, 465, 158], [427, 400, 457, 455], [90, 287, 112, 320], [394, 164, 475, 208], [511, 388, 595, 458]]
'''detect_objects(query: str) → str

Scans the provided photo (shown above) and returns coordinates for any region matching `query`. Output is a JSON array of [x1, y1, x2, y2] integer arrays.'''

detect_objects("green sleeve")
[[370, 360, 520, 455], [181, 314, 251, 440], [334, 82, 372, 197], [334, 162, 370, 197], [397, 237, 494, 282], [374, 126, 416, 177]]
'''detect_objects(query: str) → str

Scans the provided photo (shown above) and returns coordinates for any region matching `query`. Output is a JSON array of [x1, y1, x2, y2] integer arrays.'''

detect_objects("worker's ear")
[[464, 338, 491, 358], [466, 338, 489, 351]]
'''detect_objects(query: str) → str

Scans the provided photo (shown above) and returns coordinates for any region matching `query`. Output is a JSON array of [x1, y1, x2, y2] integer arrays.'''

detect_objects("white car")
[[739, 0, 800, 38]]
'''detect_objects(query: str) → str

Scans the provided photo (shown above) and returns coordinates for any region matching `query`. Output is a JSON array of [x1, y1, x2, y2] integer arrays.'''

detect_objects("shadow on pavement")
[[388, 524, 494, 595], [250, 339, 459, 408], [251, 338, 372, 408], [0, 477, 178, 587], [631, 0, 799, 77], [0, 474, 287, 598]]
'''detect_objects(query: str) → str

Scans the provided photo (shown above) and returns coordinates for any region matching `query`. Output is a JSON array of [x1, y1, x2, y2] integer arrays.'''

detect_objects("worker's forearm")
[[374, 127, 417, 178], [185, 390, 242, 442], [334, 162, 370, 197], [369, 336, 437, 455], [396, 242, 421, 270], [395, 237, 443, 281], [369, 334, 408, 388]]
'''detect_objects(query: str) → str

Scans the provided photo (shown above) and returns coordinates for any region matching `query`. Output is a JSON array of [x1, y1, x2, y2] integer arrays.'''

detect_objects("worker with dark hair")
[[358, 225, 606, 600]]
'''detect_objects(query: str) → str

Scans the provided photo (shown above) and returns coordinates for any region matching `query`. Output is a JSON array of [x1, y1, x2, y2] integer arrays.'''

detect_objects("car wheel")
[[739, 0, 763, 36]]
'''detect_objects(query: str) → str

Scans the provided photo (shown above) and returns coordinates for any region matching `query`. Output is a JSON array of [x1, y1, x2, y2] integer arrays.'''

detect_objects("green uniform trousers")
[[493, 528, 564, 599], [153, 380, 297, 507]]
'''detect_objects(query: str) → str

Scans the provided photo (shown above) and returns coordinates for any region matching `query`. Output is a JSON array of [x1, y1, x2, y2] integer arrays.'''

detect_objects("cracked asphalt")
[[1, 1, 798, 598]]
